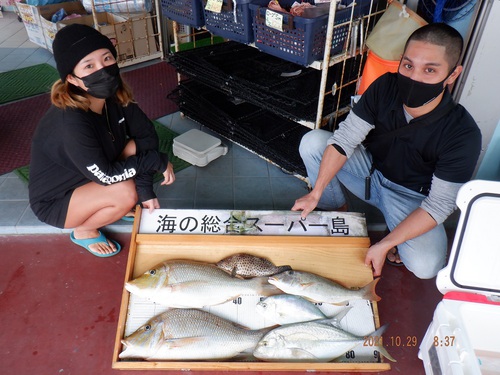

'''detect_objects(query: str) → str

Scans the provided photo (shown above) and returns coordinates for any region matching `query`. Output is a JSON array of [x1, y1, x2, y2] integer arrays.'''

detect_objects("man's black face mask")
[[397, 67, 455, 108]]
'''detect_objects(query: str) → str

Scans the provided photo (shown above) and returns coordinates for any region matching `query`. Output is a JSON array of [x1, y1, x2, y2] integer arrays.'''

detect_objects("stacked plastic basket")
[[161, 0, 205, 27], [250, 0, 375, 65], [163, 0, 377, 66]]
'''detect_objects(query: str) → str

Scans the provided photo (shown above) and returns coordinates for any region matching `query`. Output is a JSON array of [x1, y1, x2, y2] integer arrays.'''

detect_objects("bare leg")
[[119, 139, 136, 160], [65, 179, 137, 255]]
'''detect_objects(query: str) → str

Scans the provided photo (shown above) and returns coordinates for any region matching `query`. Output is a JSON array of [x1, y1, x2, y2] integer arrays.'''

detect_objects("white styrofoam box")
[[418, 180, 500, 375], [173, 129, 228, 167], [436, 179, 500, 299], [419, 298, 500, 375]]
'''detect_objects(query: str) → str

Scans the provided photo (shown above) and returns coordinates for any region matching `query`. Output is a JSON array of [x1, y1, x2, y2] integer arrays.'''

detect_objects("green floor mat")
[[14, 120, 191, 184], [0, 63, 59, 105]]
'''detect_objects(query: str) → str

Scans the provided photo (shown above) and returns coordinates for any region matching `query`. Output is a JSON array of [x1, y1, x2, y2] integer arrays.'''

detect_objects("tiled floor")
[[0, 10, 55, 72], [0, 10, 336, 235]]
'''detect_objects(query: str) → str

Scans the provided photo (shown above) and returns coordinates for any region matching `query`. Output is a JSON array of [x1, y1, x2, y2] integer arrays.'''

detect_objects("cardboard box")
[[36, 1, 88, 52], [43, 12, 134, 60], [418, 180, 500, 375], [16, 1, 45, 48], [112, 208, 391, 371], [16, 1, 160, 64], [15, 0, 87, 48], [115, 12, 159, 58]]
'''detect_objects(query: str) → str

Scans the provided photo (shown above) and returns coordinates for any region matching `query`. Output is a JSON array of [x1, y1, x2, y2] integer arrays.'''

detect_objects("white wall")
[[456, 0, 500, 177]]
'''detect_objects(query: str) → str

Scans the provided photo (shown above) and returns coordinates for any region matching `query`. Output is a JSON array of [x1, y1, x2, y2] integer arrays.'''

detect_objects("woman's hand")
[[142, 198, 160, 213], [161, 162, 175, 186]]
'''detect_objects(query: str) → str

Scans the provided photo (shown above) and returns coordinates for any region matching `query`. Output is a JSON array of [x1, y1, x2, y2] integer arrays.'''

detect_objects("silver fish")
[[256, 294, 327, 325], [253, 321, 396, 363], [125, 259, 280, 307], [119, 308, 271, 360], [268, 270, 381, 305], [257, 294, 353, 326], [216, 253, 292, 278]]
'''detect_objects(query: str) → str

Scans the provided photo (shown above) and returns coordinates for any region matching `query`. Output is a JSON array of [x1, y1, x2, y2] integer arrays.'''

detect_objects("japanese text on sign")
[[205, 0, 223, 13], [140, 209, 367, 237], [265, 10, 284, 32]]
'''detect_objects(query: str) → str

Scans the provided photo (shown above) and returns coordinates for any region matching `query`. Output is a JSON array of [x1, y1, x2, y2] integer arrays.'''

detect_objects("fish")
[[256, 294, 327, 325], [268, 270, 381, 305], [119, 308, 272, 360], [256, 294, 354, 326], [216, 253, 292, 278], [253, 321, 396, 363], [125, 259, 281, 308]]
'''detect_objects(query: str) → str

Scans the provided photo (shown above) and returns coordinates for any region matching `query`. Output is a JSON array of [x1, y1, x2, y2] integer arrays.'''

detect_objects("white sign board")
[[139, 209, 368, 237]]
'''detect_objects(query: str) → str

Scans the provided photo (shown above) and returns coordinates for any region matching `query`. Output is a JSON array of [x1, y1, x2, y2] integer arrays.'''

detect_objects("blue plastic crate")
[[203, 0, 255, 43], [161, 0, 205, 27], [249, 0, 375, 66]]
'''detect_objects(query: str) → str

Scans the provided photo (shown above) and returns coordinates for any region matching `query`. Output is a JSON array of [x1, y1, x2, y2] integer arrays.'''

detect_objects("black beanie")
[[52, 24, 117, 82]]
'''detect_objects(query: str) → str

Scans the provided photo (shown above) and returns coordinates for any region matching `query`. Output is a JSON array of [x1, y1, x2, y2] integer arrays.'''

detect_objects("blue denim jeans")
[[299, 129, 447, 279]]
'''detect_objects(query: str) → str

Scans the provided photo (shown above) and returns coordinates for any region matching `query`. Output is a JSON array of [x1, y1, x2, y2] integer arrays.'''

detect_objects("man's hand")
[[142, 198, 160, 213], [365, 208, 438, 276], [161, 162, 175, 186], [365, 242, 392, 277], [291, 192, 320, 220], [292, 143, 347, 220]]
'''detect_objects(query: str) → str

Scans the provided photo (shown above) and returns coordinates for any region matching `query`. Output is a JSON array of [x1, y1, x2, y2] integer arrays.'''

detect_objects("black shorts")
[[30, 189, 74, 229]]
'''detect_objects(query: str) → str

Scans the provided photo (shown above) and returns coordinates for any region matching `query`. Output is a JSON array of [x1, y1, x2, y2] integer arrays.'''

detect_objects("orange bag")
[[358, 50, 400, 95]]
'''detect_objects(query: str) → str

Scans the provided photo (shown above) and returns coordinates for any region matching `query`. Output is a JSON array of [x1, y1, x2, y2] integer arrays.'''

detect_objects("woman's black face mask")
[[397, 67, 456, 108], [72, 63, 121, 99]]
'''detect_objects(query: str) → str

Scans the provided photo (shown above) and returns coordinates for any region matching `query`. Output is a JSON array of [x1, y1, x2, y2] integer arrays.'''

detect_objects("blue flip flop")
[[70, 231, 122, 257], [121, 215, 135, 222]]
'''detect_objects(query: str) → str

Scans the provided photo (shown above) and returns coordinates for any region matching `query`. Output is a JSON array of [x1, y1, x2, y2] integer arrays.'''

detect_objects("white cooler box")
[[419, 180, 500, 375], [173, 129, 228, 167]]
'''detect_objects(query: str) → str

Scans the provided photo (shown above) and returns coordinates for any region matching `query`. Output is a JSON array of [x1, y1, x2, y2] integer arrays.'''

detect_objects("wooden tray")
[[112, 207, 391, 372]]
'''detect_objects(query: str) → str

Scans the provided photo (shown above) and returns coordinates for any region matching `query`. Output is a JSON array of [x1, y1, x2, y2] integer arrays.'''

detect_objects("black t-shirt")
[[28, 99, 168, 227], [352, 73, 481, 195]]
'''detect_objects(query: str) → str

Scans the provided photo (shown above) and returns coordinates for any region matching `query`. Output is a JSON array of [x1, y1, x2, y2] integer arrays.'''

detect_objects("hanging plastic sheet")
[[82, 0, 153, 13], [365, 0, 427, 61], [26, 0, 66, 5]]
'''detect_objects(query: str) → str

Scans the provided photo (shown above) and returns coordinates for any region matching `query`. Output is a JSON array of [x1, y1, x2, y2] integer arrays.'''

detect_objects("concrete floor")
[[1, 231, 446, 375]]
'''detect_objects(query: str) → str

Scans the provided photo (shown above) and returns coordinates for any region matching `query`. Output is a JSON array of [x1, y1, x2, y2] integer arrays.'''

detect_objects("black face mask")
[[397, 69, 454, 108], [73, 63, 121, 99]]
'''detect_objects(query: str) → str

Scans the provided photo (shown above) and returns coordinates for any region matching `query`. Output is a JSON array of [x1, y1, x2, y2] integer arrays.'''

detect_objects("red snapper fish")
[[120, 308, 272, 360], [125, 259, 280, 308]]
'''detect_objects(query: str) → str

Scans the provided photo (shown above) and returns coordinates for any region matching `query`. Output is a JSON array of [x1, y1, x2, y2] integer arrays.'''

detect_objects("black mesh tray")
[[177, 80, 309, 176], [168, 41, 362, 123]]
